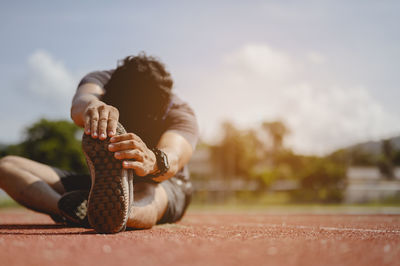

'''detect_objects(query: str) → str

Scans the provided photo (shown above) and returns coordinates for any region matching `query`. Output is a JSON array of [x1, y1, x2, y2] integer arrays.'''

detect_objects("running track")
[[1, 208, 399, 266]]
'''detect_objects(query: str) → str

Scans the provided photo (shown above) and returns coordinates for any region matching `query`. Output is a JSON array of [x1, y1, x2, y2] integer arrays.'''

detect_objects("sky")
[[0, 1, 399, 155]]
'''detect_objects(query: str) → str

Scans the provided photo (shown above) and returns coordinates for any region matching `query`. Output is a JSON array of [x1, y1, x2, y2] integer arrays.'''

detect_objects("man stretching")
[[0, 54, 199, 233]]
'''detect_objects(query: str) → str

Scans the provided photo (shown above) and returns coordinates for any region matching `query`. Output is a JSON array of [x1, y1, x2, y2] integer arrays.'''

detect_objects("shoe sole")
[[83, 124, 133, 233], [58, 190, 89, 227]]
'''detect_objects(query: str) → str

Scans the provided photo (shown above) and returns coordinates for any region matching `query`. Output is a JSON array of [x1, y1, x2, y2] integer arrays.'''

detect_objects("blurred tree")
[[378, 139, 395, 179], [0, 119, 87, 173], [329, 147, 377, 166], [210, 121, 261, 179], [394, 150, 400, 166], [350, 146, 376, 166], [0, 143, 24, 158], [205, 119, 348, 203], [291, 157, 346, 203], [262, 121, 289, 152]]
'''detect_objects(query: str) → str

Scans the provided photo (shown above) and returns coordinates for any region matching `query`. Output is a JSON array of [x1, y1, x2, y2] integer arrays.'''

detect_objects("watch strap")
[[148, 148, 169, 178]]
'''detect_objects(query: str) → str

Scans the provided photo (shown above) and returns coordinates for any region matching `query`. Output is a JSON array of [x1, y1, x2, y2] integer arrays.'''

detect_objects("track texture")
[[82, 124, 133, 233], [0, 209, 399, 266]]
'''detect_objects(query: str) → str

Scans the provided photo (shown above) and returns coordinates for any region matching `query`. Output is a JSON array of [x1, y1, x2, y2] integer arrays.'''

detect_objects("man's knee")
[[0, 155, 22, 170], [126, 182, 168, 229], [0, 156, 23, 184]]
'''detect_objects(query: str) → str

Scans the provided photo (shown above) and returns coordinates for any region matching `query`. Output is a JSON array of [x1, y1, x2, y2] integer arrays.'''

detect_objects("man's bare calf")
[[0, 155, 64, 215]]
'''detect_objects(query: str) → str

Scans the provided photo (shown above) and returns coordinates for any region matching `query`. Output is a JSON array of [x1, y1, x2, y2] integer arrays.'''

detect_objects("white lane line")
[[290, 225, 400, 234], [234, 222, 400, 234], [268, 224, 400, 234]]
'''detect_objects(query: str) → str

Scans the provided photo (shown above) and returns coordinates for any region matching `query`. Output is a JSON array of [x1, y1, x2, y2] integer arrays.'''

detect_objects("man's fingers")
[[107, 108, 119, 137], [90, 112, 99, 138], [122, 161, 145, 176], [110, 133, 141, 143], [108, 139, 140, 152], [107, 119, 118, 137], [83, 102, 119, 139], [84, 115, 91, 135], [114, 150, 143, 161], [98, 107, 109, 140]]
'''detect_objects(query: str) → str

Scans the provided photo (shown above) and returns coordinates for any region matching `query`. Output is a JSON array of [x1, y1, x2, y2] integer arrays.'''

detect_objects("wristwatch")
[[149, 148, 170, 178]]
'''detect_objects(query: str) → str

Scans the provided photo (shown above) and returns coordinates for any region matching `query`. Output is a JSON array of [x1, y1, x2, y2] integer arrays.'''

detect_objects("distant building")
[[188, 147, 262, 202], [188, 148, 215, 179], [345, 167, 400, 203]]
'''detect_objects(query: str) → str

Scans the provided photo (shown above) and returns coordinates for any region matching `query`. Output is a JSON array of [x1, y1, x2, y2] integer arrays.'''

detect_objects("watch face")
[[151, 148, 169, 178], [159, 150, 170, 172]]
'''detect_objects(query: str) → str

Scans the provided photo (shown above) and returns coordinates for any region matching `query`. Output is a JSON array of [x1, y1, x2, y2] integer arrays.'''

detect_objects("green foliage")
[[0, 143, 24, 157], [205, 120, 400, 204], [377, 156, 394, 180], [0, 119, 87, 173], [329, 138, 400, 168], [394, 150, 400, 165], [376, 139, 396, 179], [291, 157, 346, 203], [329, 147, 377, 166], [262, 121, 289, 151], [209, 120, 347, 203], [251, 164, 292, 187], [210, 121, 261, 179]]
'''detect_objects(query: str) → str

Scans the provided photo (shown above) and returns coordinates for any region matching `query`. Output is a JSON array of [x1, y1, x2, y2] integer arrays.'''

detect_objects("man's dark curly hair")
[[102, 53, 173, 120]]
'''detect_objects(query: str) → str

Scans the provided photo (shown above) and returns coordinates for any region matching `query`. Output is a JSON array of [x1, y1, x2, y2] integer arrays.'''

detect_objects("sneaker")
[[49, 213, 65, 224], [57, 190, 90, 228], [82, 123, 134, 233]]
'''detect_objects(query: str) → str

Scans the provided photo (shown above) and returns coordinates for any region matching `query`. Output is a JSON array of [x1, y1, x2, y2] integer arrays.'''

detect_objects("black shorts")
[[52, 167, 192, 224]]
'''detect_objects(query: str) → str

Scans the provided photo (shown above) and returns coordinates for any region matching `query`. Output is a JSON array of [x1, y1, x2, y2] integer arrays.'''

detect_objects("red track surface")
[[0, 208, 399, 266]]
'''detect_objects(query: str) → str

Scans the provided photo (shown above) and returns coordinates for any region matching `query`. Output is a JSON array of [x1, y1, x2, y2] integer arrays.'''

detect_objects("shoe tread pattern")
[[83, 124, 130, 233]]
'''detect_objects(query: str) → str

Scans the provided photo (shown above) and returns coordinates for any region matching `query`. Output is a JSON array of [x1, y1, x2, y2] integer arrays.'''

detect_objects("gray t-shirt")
[[78, 70, 199, 181]]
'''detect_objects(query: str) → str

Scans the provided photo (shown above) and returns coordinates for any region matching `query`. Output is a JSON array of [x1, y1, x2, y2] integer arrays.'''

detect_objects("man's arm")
[[108, 131, 193, 182], [71, 82, 119, 139], [71, 83, 103, 127], [155, 131, 193, 181]]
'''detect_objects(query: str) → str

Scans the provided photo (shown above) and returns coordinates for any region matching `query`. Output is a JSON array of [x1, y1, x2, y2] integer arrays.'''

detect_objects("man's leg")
[[126, 182, 168, 229], [0, 155, 65, 215], [127, 177, 192, 229]]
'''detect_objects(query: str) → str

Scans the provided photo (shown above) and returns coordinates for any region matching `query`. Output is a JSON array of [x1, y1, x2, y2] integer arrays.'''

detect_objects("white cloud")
[[188, 44, 400, 155], [27, 50, 77, 109], [307, 51, 326, 64], [224, 44, 295, 82], [279, 84, 400, 154], [0, 50, 80, 144]]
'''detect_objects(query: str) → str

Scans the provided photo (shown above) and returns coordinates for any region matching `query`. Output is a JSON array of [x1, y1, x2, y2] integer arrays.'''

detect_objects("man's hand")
[[108, 133, 158, 177], [84, 101, 119, 140]]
